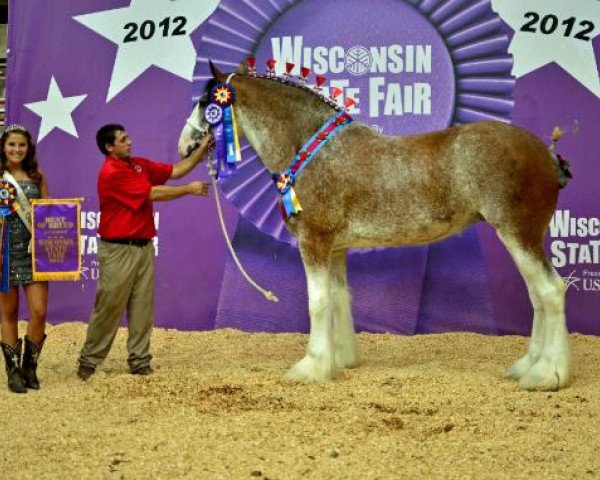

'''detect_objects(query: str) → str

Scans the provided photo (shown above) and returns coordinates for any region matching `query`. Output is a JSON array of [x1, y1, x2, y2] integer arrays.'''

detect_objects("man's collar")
[[106, 155, 132, 164]]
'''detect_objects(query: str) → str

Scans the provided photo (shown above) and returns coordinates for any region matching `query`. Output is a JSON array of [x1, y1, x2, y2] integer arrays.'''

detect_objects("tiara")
[[3, 124, 28, 134]]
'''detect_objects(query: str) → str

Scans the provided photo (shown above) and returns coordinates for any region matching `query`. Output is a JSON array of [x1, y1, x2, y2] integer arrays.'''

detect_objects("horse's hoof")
[[518, 359, 570, 391], [505, 355, 535, 380], [335, 357, 359, 370], [334, 349, 359, 369], [283, 355, 336, 383]]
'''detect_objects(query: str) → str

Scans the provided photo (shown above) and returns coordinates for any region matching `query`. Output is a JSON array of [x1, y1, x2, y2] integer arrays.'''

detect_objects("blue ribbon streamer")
[[223, 106, 237, 166], [281, 190, 297, 217], [0, 210, 12, 293]]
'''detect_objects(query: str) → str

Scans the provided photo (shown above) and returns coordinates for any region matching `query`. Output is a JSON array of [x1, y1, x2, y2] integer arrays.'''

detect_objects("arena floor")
[[1, 322, 598, 479]]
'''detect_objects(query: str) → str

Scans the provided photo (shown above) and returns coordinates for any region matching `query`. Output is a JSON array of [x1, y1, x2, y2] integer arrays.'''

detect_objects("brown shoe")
[[130, 366, 154, 376], [77, 365, 96, 381]]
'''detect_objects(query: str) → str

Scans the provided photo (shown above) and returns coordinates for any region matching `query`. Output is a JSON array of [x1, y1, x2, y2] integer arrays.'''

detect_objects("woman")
[[0, 124, 49, 393]]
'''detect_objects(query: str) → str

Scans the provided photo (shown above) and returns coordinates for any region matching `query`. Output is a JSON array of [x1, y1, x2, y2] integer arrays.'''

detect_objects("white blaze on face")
[[177, 103, 208, 158], [177, 124, 196, 158]]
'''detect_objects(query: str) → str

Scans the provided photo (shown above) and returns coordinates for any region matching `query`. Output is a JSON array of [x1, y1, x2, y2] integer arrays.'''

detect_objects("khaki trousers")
[[79, 240, 155, 371]]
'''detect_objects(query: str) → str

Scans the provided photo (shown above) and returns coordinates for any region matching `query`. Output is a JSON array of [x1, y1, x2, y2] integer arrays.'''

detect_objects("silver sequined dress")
[[7, 180, 41, 286]]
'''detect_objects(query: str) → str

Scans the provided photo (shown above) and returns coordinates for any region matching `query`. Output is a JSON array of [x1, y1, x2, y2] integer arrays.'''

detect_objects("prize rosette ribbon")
[[205, 82, 241, 179], [31, 199, 82, 281], [0, 181, 18, 292], [272, 170, 302, 219]]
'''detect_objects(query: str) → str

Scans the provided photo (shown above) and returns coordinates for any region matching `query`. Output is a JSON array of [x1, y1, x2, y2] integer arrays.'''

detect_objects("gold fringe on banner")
[[31, 198, 83, 282], [32, 271, 81, 281]]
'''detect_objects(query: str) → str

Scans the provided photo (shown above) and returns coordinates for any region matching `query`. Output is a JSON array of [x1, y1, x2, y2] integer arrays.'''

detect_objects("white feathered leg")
[[284, 240, 337, 382], [499, 233, 570, 390], [518, 267, 570, 390], [505, 308, 544, 381], [330, 249, 358, 369]]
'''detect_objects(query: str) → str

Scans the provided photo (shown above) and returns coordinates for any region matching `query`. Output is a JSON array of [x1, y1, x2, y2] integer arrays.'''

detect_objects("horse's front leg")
[[330, 249, 358, 369], [284, 236, 337, 383]]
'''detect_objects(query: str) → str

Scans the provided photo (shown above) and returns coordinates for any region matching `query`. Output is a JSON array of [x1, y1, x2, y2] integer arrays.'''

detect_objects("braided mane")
[[203, 73, 345, 113]]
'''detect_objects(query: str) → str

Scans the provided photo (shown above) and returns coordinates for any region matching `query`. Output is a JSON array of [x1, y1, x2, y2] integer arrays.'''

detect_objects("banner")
[[32, 199, 82, 281], [5, 1, 600, 335]]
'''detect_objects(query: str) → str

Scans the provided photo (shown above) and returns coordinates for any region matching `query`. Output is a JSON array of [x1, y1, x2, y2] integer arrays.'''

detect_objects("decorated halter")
[[203, 73, 242, 178], [273, 111, 353, 218], [0, 180, 19, 292], [204, 58, 357, 218]]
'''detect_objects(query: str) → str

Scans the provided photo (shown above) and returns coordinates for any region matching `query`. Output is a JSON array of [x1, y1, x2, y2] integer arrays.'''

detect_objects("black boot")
[[22, 334, 46, 390], [1, 339, 27, 393]]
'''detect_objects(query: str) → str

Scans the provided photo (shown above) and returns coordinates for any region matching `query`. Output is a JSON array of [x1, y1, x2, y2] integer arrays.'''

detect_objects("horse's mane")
[[202, 73, 345, 114]]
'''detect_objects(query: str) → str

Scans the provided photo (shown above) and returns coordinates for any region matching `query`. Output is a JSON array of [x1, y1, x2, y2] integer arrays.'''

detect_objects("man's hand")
[[171, 134, 214, 180], [187, 181, 211, 197], [150, 181, 210, 201]]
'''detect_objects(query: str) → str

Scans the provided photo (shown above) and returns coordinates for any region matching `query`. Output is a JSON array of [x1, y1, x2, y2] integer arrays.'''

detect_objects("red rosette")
[[344, 98, 357, 110], [210, 83, 236, 108], [0, 181, 17, 213], [331, 87, 343, 98]]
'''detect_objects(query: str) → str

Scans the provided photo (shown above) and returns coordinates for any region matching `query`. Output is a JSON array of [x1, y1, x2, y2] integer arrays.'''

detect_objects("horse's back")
[[293, 120, 559, 248], [444, 121, 560, 234]]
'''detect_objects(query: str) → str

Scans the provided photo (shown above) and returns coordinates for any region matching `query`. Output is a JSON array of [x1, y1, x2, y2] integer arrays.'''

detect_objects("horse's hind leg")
[[283, 235, 337, 383], [497, 232, 570, 390], [330, 249, 358, 369]]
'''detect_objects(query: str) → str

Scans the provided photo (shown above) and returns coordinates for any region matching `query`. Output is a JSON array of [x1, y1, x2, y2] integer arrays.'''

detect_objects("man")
[[77, 124, 211, 380]]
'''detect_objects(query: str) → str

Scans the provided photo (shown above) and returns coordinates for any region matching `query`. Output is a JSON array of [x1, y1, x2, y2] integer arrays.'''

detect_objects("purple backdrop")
[[7, 0, 600, 335]]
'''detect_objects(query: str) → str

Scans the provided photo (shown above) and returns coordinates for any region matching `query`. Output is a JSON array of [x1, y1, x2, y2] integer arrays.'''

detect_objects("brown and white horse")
[[178, 63, 571, 390]]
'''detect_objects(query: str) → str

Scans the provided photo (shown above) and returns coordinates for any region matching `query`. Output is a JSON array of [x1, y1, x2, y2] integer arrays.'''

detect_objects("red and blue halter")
[[273, 111, 353, 219]]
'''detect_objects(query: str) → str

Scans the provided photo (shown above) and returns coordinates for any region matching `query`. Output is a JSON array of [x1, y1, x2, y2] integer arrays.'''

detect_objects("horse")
[[178, 62, 572, 391]]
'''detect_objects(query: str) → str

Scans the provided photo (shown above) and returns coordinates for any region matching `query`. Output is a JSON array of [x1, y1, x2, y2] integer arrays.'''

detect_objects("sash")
[[2, 171, 32, 237], [0, 178, 19, 292]]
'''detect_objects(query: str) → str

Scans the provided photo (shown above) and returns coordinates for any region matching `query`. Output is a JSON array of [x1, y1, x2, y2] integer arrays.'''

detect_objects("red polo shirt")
[[97, 156, 173, 239]]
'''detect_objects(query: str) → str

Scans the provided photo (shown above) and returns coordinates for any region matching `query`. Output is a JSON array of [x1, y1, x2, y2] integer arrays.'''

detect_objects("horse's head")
[[177, 62, 239, 158], [178, 59, 345, 171]]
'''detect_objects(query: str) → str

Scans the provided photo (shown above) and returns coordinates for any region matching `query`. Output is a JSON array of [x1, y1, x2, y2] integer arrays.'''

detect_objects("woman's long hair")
[[0, 125, 43, 185]]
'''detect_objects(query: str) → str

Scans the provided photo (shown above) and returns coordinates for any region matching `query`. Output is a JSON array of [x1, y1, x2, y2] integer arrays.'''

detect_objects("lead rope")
[[207, 157, 279, 302]]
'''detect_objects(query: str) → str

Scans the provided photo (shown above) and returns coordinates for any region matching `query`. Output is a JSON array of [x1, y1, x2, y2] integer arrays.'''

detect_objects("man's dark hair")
[[96, 124, 125, 155]]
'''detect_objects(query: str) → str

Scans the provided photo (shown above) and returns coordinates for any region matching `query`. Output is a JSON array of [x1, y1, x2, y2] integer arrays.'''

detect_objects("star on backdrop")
[[73, 0, 221, 101], [491, 0, 600, 99], [23, 76, 88, 143]]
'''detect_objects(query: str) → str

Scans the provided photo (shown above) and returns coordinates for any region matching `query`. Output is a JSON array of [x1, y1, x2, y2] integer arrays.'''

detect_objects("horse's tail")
[[549, 127, 573, 189]]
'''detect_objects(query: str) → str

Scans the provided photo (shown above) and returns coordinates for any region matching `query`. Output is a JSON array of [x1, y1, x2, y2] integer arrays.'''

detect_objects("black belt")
[[101, 238, 151, 247]]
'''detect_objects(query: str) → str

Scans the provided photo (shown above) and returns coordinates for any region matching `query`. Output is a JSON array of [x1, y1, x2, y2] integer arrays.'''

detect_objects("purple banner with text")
[[32, 200, 81, 281]]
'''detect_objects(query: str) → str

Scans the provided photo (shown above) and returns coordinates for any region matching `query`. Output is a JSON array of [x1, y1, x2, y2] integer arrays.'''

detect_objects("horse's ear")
[[209, 60, 225, 81]]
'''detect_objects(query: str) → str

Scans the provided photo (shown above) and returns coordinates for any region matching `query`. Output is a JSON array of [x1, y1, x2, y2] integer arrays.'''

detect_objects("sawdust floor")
[[0, 322, 598, 479]]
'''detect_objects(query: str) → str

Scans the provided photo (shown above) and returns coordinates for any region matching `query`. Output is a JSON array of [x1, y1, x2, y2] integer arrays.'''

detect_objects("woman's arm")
[[40, 173, 49, 198]]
